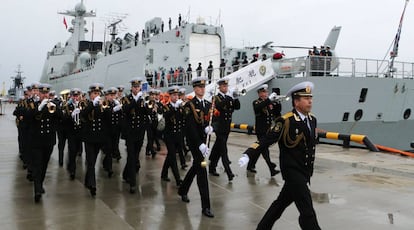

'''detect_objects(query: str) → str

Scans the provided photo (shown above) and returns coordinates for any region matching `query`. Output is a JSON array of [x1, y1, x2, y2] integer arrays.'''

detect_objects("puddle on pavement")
[[311, 191, 346, 205]]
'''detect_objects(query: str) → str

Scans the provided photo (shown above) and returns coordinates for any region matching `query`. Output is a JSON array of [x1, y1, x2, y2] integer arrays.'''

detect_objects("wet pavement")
[[1, 103, 414, 229]]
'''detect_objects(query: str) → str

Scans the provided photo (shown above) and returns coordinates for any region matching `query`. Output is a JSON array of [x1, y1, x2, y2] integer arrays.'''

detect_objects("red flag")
[[63, 17, 68, 29]]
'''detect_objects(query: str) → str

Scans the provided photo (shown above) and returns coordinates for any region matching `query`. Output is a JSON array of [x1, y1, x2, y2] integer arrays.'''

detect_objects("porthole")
[[354, 109, 363, 121], [403, 109, 411, 120]]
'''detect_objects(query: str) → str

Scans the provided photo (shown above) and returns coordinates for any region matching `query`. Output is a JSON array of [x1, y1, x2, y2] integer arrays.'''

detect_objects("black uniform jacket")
[[121, 94, 147, 139], [27, 100, 62, 147], [163, 102, 184, 136], [184, 97, 211, 161], [212, 93, 240, 135], [244, 109, 317, 183], [80, 101, 111, 143], [253, 97, 281, 135]]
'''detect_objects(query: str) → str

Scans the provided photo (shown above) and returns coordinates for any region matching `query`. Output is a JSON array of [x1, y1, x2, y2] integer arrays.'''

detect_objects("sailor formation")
[[12, 76, 285, 218]]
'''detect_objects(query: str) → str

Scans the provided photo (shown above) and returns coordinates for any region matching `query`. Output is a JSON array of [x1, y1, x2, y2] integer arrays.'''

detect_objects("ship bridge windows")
[[359, 88, 368, 103], [403, 109, 411, 120]]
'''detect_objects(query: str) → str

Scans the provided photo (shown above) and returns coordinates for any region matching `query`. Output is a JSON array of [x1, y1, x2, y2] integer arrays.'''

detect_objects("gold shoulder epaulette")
[[282, 112, 293, 120]]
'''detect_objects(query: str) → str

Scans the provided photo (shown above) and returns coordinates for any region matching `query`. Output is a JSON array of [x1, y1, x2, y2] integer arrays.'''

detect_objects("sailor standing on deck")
[[121, 78, 147, 194], [247, 84, 280, 176], [178, 77, 214, 218], [208, 77, 240, 181], [81, 83, 112, 197], [28, 84, 62, 202], [239, 81, 321, 230]]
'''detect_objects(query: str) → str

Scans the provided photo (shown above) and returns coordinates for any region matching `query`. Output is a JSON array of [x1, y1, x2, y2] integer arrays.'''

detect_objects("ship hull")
[[232, 76, 414, 150]]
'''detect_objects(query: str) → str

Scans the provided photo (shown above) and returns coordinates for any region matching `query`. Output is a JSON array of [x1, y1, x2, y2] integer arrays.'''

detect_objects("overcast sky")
[[1, 0, 413, 90]]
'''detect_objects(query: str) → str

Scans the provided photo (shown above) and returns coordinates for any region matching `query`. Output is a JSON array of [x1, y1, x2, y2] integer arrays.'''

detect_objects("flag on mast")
[[63, 17, 68, 29], [391, 0, 409, 58]]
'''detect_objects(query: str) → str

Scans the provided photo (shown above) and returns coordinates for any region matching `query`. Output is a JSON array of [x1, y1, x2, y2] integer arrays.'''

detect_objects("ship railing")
[[275, 56, 414, 79], [145, 65, 244, 88]]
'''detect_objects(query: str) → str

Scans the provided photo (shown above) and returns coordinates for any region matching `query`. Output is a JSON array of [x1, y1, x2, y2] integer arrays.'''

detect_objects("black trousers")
[[178, 147, 210, 210], [84, 142, 106, 188], [32, 145, 54, 194], [21, 127, 31, 166], [67, 133, 82, 175], [161, 133, 181, 182], [110, 128, 121, 159], [57, 129, 68, 165], [257, 181, 321, 230], [123, 131, 144, 187], [247, 133, 276, 172], [209, 133, 233, 177], [146, 124, 156, 153]]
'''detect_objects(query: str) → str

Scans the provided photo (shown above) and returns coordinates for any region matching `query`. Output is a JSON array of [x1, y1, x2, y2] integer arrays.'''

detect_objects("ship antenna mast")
[[388, 0, 409, 77]]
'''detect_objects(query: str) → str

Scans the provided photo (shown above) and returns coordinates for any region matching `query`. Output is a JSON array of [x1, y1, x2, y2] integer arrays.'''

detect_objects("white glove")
[[269, 92, 277, 101], [114, 99, 120, 106], [113, 104, 122, 112], [93, 96, 101, 106], [227, 89, 236, 99], [71, 108, 80, 119], [38, 99, 48, 111], [199, 143, 210, 158], [238, 154, 250, 167], [204, 125, 214, 135], [173, 101, 181, 108], [177, 99, 183, 104]]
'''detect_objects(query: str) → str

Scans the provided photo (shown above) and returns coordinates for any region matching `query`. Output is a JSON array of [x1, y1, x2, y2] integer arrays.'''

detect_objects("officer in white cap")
[[178, 76, 214, 218], [246, 84, 281, 176], [31, 83, 62, 202], [122, 77, 147, 194], [81, 83, 111, 197], [239, 81, 321, 229], [208, 77, 240, 181]]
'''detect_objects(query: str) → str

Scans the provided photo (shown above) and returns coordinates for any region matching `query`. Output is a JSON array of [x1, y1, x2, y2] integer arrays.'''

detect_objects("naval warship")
[[7, 65, 25, 103], [39, 1, 414, 150]]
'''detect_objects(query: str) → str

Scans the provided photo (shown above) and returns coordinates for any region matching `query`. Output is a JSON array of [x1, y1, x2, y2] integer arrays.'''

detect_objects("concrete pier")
[[1, 104, 414, 229]]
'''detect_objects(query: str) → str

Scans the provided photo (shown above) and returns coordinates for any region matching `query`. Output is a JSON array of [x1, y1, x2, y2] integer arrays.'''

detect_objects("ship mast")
[[58, 0, 96, 53], [389, 0, 409, 77]]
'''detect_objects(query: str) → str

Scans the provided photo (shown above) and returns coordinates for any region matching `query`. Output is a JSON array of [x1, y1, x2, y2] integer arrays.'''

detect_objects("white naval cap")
[[257, 84, 268, 92], [286, 81, 314, 98]]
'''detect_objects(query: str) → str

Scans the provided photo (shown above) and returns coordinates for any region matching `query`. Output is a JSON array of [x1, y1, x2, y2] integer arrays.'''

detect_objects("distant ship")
[[8, 65, 25, 102], [40, 1, 414, 150]]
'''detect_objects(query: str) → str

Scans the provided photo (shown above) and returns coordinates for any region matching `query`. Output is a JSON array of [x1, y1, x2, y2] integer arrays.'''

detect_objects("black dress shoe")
[[270, 162, 277, 169], [89, 187, 96, 197], [181, 164, 188, 170], [247, 168, 257, 173], [228, 173, 235, 181], [40, 187, 45, 194], [23, 163, 28, 170], [107, 170, 114, 178], [59, 162, 63, 167], [129, 186, 136, 194], [271, 169, 281, 177], [209, 169, 219, 177], [70, 173, 75, 180], [179, 194, 190, 203], [202, 208, 214, 218], [176, 179, 183, 186], [161, 177, 171, 182], [26, 173, 33, 182], [34, 193, 41, 203]]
